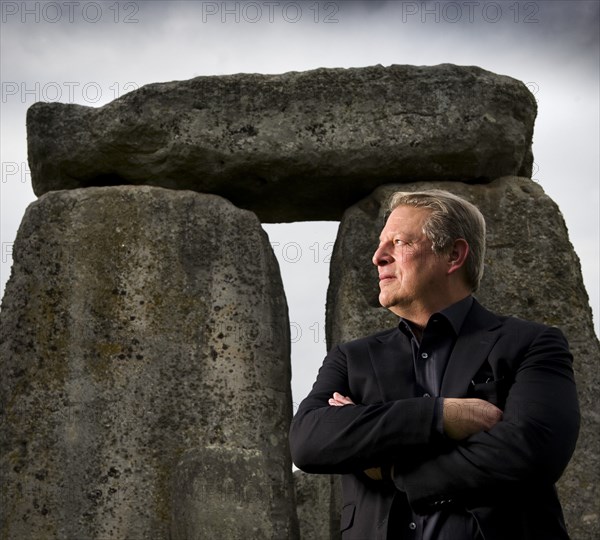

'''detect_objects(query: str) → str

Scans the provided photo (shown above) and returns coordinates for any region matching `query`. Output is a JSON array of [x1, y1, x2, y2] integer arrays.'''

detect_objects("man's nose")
[[372, 245, 391, 266]]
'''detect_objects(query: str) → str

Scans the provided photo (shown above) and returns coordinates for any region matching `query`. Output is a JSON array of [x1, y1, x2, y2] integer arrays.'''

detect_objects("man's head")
[[386, 190, 486, 291], [372, 189, 486, 322]]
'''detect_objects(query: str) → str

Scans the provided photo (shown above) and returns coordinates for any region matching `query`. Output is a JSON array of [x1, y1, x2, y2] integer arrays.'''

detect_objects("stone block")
[[27, 65, 536, 222], [0, 186, 299, 539]]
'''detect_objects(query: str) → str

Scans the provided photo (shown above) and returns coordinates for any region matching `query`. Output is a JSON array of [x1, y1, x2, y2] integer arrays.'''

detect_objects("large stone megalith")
[[325, 176, 599, 540], [0, 186, 299, 539], [26, 64, 536, 222]]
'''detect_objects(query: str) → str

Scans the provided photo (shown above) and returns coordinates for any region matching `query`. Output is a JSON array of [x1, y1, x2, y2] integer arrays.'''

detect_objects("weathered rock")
[[325, 176, 600, 539], [171, 446, 294, 539], [27, 64, 536, 222], [294, 471, 342, 540], [0, 186, 299, 539]]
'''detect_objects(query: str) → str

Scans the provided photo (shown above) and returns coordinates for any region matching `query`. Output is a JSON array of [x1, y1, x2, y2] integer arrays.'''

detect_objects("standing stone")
[[325, 177, 599, 540], [0, 186, 299, 540], [27, 64, 536, 222], [294, 471, 342, 540]]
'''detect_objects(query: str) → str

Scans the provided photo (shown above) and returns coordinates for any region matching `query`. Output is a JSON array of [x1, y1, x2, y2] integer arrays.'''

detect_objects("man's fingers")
[[364, 467, 383, 481], [328, 392, 356, 407]]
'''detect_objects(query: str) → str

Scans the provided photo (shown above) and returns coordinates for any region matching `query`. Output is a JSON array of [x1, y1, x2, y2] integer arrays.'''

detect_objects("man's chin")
[[378, 295, 393, 309], [379, 294, 408, 312]]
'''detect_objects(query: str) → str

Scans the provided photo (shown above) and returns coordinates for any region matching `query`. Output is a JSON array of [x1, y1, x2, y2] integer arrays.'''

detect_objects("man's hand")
[[443, 398, 503, 440], [328, 392, 355, 407], [364, 467, 384, 480]]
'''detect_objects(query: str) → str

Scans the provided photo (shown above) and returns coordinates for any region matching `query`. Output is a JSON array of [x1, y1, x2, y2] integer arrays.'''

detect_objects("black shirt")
[[388, 295, 483, 540]]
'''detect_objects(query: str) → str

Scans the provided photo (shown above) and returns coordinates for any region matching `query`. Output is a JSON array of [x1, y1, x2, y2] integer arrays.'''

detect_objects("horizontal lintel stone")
[[27, 64, 536, 222]]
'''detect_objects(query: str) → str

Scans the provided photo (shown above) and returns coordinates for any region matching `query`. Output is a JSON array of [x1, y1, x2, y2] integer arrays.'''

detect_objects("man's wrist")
[[433, 397, 446, 437]]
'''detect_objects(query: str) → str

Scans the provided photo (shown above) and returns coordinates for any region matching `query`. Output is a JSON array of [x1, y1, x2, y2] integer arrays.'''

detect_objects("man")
[[289, 190, 580, 540]]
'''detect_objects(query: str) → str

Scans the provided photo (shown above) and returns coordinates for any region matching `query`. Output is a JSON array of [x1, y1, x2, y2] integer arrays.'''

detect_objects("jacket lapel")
[[366, 300, 504, 402], [441, 299, 503, 397], [367, 328, 417, 402]]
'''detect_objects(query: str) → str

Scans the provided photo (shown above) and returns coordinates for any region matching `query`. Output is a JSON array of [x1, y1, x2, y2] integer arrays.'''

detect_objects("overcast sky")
[[1, 0, 598, 407]]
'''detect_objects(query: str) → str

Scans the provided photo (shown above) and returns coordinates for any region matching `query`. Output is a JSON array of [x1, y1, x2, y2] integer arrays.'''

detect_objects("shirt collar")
[[398, 295, 474, 338], [437, 294, 473, 335]]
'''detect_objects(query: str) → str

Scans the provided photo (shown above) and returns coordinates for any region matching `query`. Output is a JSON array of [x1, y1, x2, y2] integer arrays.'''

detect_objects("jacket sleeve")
[[289, 342, 440, 474], [394, 325, 580, 512]]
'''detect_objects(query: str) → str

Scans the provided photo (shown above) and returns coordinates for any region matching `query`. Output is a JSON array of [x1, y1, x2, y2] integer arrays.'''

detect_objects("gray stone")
[[325, 176, 599, 539], [26, 64, 536, 222], [0, 186, 299, 539], [171, 446, 294, 539], [294, 471, 342, 540]]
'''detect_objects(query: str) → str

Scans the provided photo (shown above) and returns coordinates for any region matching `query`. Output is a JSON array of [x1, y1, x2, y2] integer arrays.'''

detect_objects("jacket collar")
[[367, 299, 503, 400]]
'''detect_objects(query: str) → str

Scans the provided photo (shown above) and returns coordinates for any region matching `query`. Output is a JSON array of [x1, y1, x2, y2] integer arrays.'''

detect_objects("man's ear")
[[447, 239, 469, 275]]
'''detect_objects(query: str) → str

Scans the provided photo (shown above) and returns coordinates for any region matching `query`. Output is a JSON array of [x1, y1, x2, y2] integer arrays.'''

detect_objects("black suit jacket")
[[289, 300, 580, 540]]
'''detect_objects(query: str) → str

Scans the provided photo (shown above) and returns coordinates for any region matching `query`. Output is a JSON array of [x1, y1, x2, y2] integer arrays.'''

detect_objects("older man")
[[289, 190, 579, 540]]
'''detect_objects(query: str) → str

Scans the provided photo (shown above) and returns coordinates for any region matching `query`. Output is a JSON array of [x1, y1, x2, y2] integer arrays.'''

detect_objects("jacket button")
[[423, 393, 431, 397], [408, 522, 417, 530]]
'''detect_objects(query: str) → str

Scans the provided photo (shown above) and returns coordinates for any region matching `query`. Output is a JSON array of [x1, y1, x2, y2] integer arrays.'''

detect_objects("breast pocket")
[[469, 377, 508, 409]]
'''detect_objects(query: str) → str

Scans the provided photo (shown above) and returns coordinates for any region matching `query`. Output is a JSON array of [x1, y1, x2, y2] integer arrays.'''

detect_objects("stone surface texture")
[[325, 176, 599, 539], [0, 186, 299, 539], [26, 64, 536, 222], [294, 471, 342, 540]]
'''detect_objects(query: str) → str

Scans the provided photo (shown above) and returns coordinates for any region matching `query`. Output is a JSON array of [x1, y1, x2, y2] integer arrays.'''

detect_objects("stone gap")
[[261, 221, 339, 411]]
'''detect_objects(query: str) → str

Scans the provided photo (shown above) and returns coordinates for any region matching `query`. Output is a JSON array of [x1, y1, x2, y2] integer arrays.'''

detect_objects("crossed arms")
[[329, 391, 502, 481], [329, 391, 502, 440], [289, 324, 580, 510]]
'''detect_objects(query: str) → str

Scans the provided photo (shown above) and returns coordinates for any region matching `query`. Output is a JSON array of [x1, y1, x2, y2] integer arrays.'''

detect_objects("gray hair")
[[387, 189, 486, 291]]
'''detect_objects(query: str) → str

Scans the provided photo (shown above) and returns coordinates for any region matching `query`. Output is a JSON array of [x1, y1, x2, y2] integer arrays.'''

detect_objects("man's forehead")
[[381, 205, 431, 228], [378, 206, 431, 241]]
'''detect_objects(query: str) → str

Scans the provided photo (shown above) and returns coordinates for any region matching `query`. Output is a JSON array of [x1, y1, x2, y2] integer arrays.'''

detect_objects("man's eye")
[[394, 239, 406, 246]]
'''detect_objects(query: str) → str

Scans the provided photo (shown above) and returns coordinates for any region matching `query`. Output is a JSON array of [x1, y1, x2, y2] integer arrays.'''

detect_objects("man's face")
[[372, 205, 450, 317]]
